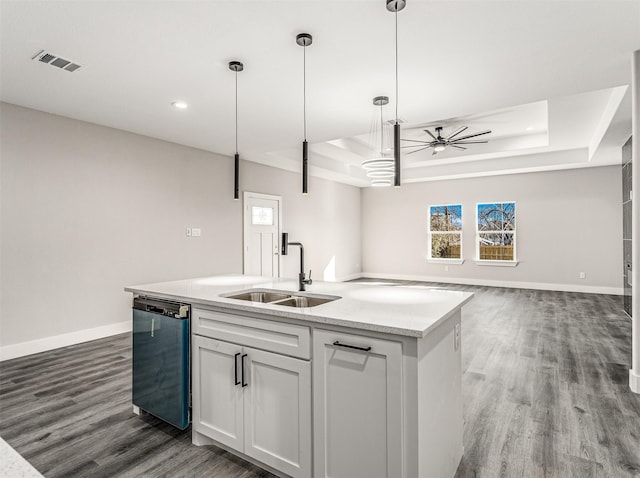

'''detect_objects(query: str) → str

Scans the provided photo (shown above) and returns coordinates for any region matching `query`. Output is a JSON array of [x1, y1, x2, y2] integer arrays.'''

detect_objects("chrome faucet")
[[282, 233, 312, 291]]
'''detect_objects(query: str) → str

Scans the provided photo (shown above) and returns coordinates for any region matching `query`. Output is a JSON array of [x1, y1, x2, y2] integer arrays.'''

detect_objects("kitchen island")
[[125, 275, 473, 478]]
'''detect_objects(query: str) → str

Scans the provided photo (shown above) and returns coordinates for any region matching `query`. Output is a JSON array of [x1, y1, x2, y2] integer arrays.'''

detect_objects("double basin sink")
[[222, 288, 340, 308]]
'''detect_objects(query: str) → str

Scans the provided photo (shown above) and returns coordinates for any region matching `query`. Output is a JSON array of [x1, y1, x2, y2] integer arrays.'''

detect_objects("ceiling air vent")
[[31, 50, 82, 72]]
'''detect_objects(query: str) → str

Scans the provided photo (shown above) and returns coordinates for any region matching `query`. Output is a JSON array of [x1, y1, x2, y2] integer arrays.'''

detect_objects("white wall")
[[241, 162, 362, 282], [362, 166, 623, 294], [0, 103, 361, 351]]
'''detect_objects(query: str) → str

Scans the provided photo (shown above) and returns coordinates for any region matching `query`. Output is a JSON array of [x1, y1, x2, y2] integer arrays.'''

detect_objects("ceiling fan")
[[402, 126, 491, 155]]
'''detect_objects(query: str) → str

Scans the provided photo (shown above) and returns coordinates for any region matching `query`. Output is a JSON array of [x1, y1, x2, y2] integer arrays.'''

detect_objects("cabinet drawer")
[[193, 307, 310, 359]]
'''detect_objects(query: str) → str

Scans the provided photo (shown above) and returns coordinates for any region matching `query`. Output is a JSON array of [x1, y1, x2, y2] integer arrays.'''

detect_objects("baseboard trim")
[[631, 369, 640, 394], [334, 273, 365, 283], [358, 272, 623, 295], [0, 321, 131, 362]]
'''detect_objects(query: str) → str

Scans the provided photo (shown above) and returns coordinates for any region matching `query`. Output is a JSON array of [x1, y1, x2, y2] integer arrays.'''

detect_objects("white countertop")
[[125, 275, 473, 338], [0, 437, 43, 478]]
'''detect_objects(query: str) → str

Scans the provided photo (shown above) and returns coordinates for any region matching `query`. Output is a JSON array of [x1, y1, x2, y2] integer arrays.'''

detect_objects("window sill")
[[427, 258, 465, 265], [474, 260, 519, 267]]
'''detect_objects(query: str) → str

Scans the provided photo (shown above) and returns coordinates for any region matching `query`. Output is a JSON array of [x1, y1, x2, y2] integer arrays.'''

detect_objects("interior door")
[[243, 192, 281, 277]]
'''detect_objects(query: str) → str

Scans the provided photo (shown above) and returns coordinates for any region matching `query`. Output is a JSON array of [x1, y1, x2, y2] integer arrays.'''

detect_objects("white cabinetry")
[[192, 308, 312, 478], [191, 305, 463, 478], [192, 336, 243, 450], [313, 329, 403, 478]]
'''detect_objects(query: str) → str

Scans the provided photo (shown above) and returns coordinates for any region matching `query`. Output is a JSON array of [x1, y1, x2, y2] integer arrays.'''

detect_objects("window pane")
[[477, 202, 515, 231], [479, 233, 514, 260], [430, 205, 462, 231], [431, 233, 461, 259], [251, 206, 273, 225]]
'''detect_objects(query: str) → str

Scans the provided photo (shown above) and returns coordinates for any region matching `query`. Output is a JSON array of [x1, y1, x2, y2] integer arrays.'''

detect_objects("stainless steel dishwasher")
[[132, 296, 190, 430]]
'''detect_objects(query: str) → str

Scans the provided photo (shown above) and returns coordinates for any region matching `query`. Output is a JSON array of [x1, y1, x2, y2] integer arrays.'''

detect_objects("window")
[[429, 205, 462, 260], [251, 206, 274, 226], [476, 202, 516, 262]]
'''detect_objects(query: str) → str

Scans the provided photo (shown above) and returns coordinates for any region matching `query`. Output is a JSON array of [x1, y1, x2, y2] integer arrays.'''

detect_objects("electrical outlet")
[[579, 272, 586, 279], [454, 323, 461, 351], [192, 228, 201, 237], [186, 228, 192, 237]]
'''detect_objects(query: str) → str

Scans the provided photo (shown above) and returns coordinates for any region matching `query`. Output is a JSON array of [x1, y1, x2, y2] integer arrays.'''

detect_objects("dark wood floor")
[[1, 281, 638, 478]]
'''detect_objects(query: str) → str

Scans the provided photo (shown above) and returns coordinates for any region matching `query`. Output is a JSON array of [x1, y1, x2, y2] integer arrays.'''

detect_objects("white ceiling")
[[1, 1, 639, 187]]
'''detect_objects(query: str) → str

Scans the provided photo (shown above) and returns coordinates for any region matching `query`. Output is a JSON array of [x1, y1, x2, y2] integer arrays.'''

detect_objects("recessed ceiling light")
[[526, 126, 534, 131], [172, 101, 188, 109]]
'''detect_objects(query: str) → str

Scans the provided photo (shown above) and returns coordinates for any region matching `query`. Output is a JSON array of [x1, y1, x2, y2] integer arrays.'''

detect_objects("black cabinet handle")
[[241, 354, 248, 387], [234, 352, 241, 386], [333, 341, 372, 352]]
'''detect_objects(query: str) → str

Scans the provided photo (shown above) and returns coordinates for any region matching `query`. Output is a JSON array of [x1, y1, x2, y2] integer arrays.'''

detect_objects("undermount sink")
[[273, 296, 336, 308], [225, 291, 291, 303], [222, 288, 340, 308]]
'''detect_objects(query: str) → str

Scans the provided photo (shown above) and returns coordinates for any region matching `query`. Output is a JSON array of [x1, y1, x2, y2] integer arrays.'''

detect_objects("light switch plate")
[[192, 228, 201, 237], [186, 228, 192, 237]]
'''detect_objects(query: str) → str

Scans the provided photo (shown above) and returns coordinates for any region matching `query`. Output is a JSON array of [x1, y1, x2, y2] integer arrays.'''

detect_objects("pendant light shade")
[[386, 0, 406, 188], [297, 32, 312, 195], [229, 60, 244, 200]]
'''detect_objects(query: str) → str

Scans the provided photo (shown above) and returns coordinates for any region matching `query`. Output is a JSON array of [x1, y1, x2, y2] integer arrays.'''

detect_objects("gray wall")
[[0, 101, 624, 350], [362, 166, 622, 293], [0, 103, 361, 347]]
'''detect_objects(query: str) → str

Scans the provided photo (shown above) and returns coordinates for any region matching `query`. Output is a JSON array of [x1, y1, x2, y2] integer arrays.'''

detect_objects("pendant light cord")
[[303, 44, 307, 141], [395, 8, 398, 124], [235, 70, 238, 154], [380, 104, 384, 156]]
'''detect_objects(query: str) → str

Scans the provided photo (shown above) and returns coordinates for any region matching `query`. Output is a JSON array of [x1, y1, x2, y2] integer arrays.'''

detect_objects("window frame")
[[427, 204, 464, 264], [475, 201, 518, 266]]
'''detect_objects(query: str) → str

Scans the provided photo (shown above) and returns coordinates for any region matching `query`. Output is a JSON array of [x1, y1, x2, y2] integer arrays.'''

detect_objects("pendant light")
[[296, 32, 312, 195], [229, 60, 243, 200], [362, 96, 394, 187], [387, 0, 406, 187]]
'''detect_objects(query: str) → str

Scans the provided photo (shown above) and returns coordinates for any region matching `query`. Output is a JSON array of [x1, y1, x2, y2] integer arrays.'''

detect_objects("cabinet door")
[[313, 330, 403, 478], [192, 335, 244, 450], [243, 348, 312, 478]]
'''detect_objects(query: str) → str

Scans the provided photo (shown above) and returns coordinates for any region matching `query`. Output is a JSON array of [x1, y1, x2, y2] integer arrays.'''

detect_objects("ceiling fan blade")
[[450, 145, 467, 150], [446, 126, 467, 141], [452, 140, 489, 144], [401, 145, 428, 149], [451, 130, 492, 142], [432, 150, 438, 155], [401, 138, 430, 144], [424, 129, 438, 141], [407, 146, 431, 155]]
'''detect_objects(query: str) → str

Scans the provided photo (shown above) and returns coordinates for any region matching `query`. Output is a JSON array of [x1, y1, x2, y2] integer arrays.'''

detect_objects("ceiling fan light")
[[434, 144, 446, 152]]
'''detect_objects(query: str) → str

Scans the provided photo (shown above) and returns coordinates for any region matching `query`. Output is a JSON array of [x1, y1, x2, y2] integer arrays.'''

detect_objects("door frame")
[[243, 191, 282, 277]]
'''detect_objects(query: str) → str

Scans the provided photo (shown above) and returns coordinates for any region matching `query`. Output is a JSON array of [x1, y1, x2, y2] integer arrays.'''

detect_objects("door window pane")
[[252, 206, 274, 226]]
